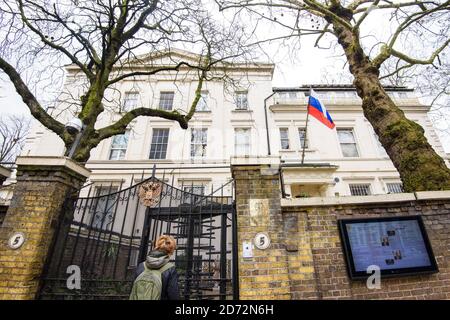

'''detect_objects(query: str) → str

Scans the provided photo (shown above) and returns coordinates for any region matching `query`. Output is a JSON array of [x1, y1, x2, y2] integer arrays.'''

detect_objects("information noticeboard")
[[338, 216, 439, 279]]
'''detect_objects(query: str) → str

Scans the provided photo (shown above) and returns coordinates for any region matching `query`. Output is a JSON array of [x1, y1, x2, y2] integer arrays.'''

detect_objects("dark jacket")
[[135, 250, 180, 300]]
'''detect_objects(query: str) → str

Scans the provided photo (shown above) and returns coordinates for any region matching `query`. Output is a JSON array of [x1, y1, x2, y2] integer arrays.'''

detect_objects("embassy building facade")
[[2, 50, 450, 301], [19, 50, 449, 201]]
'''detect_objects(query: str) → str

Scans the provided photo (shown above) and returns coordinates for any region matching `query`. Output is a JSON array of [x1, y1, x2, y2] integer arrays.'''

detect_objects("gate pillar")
[[231, 156, 291, 300], [0, 156, 90, 300]]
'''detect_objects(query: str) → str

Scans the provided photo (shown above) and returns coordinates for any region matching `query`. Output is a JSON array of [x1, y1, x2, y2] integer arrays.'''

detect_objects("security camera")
[[65, 117, 83, 135]]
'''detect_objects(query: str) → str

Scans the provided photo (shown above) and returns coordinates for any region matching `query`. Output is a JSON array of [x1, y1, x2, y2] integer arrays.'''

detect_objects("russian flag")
[[308, 89, 335, 129]]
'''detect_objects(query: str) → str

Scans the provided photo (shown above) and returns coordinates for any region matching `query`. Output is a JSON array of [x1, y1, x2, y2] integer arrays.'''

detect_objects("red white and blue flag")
[[308, 89, 335, 129]]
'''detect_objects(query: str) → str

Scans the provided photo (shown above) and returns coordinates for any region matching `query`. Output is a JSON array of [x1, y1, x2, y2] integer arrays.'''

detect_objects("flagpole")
[[301, 88, 311, 164]]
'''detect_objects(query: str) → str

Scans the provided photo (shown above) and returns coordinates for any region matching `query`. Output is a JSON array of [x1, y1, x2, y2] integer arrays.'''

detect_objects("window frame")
[[190, 128, 208, 158], [337, 128, 360, 158], [279, 128, 290, 150], [122, 91, 139, 112], [159, 91, 175, 111], [182, 183, 206, 205], [234, 91, 249, 110], [109, 131, 130, 161], [182, 184, 206, 195], [149, 128, 170, 160], [298, 127, 309, 150], [196, 91, 210, 112], [128, 248, 140, 268], [349, 183, 372, 196], [386, 182, 404, 194], [234, 128, 251, 156], [374, 133, 389, 158], [91, 185, 119, 230]]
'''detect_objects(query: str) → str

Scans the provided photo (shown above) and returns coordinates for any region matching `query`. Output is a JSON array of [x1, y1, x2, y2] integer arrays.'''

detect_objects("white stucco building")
[[19, 49, 450, 199]]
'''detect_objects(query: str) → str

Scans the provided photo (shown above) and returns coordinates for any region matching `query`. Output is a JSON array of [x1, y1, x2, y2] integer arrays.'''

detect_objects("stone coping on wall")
[[15, 156, 91, 178], [281, 190, 450, 208], [0, 166, 11, 179], [231, 155, 281, 166]]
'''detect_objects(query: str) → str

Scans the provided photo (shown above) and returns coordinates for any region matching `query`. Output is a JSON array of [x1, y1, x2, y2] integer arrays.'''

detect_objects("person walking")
[[130, 235, 180, 300]]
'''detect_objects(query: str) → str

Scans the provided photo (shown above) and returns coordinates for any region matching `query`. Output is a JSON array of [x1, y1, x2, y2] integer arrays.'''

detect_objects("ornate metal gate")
[[39, 169, 238, 300]]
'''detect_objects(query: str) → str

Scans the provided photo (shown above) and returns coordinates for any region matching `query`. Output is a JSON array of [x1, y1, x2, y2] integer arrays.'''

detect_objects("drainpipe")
[[264, 91, 289, 198], [263, 92, 276, 155]]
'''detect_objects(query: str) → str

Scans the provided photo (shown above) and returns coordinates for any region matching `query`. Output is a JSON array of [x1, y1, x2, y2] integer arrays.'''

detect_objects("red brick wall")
[[283, 199, 450, 299]]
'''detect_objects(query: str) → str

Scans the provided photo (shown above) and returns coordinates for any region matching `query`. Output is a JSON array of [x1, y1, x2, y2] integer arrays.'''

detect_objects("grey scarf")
[[144, 250, 170, 269]]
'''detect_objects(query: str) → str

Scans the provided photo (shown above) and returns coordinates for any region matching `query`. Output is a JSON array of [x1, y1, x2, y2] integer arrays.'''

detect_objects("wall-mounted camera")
[[65, 117, 83, 135]]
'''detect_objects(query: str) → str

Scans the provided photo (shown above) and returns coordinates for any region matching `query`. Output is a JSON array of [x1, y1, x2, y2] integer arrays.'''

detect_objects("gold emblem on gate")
[[138, 182, 162, 207]]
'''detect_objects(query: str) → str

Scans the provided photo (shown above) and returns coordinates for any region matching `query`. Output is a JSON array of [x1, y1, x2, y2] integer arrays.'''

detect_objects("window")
[[179, 217, 202, 236], [183, 185, 205, 195], [387, 183, 403, 194], [298, 128, 308, 149], [278, 92, 297, 100], [129, 249, 139, 267], [196, 91, 209, 111], [235, 91, 248, 110], [182, 185, 205, 205], [349, 184, 371, 196], [109, 131, 129, 160], [314, 91, 328, 99], [122, 92, 138, 112], [335, 91, 357, 98], [149, 129, 169, 160], [159, 91, 174, 110], [374, 133, 388, 157], [279, 128, 290, 150], [235, 128, 251, 156], [91, 186, 119, 230], [337, 129, 359, 157], [191, 128, 207, 158]]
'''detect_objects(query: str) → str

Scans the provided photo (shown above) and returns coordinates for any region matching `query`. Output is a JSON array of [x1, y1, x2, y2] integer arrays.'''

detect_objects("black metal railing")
[[39, 166, 237, 300]]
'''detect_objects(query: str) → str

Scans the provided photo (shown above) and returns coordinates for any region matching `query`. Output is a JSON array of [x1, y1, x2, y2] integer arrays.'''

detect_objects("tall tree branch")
[[0, 56, 67, 141]]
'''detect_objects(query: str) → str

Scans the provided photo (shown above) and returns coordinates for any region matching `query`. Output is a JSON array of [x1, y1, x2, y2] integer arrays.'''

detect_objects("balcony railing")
[[273, 91, 363, 106]]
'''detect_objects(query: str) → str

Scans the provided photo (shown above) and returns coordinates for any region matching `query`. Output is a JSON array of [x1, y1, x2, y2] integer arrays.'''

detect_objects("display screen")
[[338, 216, 438, 279]]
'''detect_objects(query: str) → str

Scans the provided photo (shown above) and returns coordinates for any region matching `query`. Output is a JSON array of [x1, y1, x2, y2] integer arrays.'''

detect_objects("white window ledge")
[[281, 190, 450, 208], [232, 109, 252, 113]]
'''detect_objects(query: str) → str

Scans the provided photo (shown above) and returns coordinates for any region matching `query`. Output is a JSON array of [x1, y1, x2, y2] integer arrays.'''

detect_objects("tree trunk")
[[70, 132, 98, 163], [332, 23, 450, 192]]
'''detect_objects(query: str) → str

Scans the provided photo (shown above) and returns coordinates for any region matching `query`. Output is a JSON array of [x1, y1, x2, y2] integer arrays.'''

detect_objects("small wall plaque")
[[254, 232, 270, 250], [8, 232, 26, 250], [243, 241, 253, 258], [249, 199, 269, 227]]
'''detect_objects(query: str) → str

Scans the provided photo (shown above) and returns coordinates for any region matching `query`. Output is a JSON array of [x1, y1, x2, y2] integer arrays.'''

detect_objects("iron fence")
[[39, 167, 237, 300]]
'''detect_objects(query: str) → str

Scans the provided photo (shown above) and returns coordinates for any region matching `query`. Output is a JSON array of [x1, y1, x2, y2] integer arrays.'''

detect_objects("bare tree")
[[217, 0, 450, 191], [0, 0, 251, 163], [0, 114, 31, 163]]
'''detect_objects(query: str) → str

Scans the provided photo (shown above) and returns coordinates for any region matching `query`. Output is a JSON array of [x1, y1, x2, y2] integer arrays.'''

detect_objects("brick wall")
[[283, 198, 450, 299], [0, 158, 88, 300], [232, 161, 450, 300], [232, 164, 291, 300]]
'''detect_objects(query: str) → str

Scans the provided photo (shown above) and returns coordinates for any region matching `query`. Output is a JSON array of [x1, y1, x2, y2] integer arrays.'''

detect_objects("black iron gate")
[[39, 169, 237, 300]]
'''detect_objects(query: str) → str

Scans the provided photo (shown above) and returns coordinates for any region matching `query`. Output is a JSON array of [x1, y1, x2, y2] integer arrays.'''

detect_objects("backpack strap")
[[142, 262, 174, 274], [159, 262, 174, 274]]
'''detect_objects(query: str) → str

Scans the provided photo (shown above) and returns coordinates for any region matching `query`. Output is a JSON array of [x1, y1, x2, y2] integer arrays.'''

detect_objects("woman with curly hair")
[[131, 235, 180, 300]]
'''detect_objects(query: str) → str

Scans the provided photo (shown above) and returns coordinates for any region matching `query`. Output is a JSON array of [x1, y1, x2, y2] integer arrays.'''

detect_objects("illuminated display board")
[[338, 216, 438, 279]]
